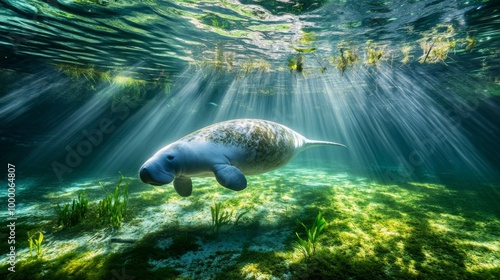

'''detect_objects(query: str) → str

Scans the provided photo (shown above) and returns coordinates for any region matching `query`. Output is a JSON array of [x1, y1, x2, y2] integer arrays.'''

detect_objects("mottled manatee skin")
[[180, 119, 305, 174], [140, 118, 345, 193]]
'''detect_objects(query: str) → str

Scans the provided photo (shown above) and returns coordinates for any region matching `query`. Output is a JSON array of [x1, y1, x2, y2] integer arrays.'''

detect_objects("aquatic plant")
[[365, 41, 386, 66], [97, 175, 129, 229], [297, 56, 304, 73], [74, 0, 114, 6], [418, 24, 457, 65], [210, 201, 231, 235], [288, 55, 304, 73], [27, 231, 44, 258], [333, 47, 360, 75], [210, 201, 248, 236], [286, 29, 318, 73], [214, 45, 226, 71], [209, 44, 246, 74], [111, 74, 151, 105], [201, 12, 240, 31], [282, 22, 486, 74], [298, 30, 316, 45], [465, 35, 477, 52], [53, 63, 111, 84], [239, 59, 271, 77], [56, 191, 89, 228], [288, 57, 298, 72], [295, 211, 326, 258], [53, 63, 171, 101], [400, 45, 413, 64], [418, 38, 456, 65], [292, 46, 317, 53]]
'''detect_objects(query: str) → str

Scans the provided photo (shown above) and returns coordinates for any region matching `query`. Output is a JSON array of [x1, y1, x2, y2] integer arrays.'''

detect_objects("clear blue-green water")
[[1, 1, 499, 279]]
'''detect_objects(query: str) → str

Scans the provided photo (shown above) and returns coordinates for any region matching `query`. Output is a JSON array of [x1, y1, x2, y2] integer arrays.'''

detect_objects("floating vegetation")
[[332, 45, 360, 75], [288, 56, 298, 72], [418, 38, 456, 65], [53, 64, 111, 84], [299, 31, 317, 45], [247, 0, 329, 15], [112, 75, 146, 87], [291, 46, 317, 53], [418, 24, 457, 65], [1, 0, 496, 88], [365, 40, 386, 66], [213, 44, 229, 71], [201, 12, 241, 31], [257, 88, 275, 95], [400, 45, 413, 64], [465, 35, 477, 52], [53, 63, 169, 88], [295, 211, 326, 258], [52, 63, 172, 103], [97, 174, 129, 230], [288, 55, 305, 74], [27, 232, 44, 258], [200, 44, 272, 78], [285, 29, 319, 73], [239, 59, 271, 76], [55, 191, 89, 228], [111, 74, 150, 105], [187, 21, 492, 79], [296, 55, 304, 73], [210, 200, 248, 236], [74, 0, 110, 6]]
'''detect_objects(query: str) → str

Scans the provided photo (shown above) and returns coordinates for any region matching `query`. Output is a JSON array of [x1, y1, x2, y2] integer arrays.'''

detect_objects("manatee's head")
[[139, 143, 182, 186]]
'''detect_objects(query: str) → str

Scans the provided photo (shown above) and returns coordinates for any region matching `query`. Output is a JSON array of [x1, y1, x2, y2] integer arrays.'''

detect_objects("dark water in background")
[[0, 1, 499, 181]]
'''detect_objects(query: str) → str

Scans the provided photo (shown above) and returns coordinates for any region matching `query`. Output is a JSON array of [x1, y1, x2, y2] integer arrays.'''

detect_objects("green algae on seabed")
[[56, 191, 89, 228], [0, 165, 499, 279]]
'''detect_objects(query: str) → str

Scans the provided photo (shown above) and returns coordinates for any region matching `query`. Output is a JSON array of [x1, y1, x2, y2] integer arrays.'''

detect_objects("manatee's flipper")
[[173, 176, 193, 197], [213, 164, 247, 191]]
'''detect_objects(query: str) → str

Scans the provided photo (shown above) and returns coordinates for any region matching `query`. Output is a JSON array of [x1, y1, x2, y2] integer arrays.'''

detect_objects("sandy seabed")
[[1, 164, 499, 279]]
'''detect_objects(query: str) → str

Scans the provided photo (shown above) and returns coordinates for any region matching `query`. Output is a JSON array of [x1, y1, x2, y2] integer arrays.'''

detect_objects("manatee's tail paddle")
[[304, 139, 347, 149]]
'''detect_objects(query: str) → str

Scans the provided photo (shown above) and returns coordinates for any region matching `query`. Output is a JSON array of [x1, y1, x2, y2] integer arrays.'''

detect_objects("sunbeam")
[[38, 64, 494, 185]]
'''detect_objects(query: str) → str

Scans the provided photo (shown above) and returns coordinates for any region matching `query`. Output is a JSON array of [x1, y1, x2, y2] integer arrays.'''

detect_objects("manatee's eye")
[[167, 155, 174, 161]]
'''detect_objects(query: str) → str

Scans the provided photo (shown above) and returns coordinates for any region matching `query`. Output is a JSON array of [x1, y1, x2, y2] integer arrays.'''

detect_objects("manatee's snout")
[[139, 162, 175, 186], [139, 167, 157, 185]]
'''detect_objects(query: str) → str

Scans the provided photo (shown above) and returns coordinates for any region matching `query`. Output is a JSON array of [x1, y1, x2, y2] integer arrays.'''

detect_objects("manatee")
[[139, 119, 345, 196]]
